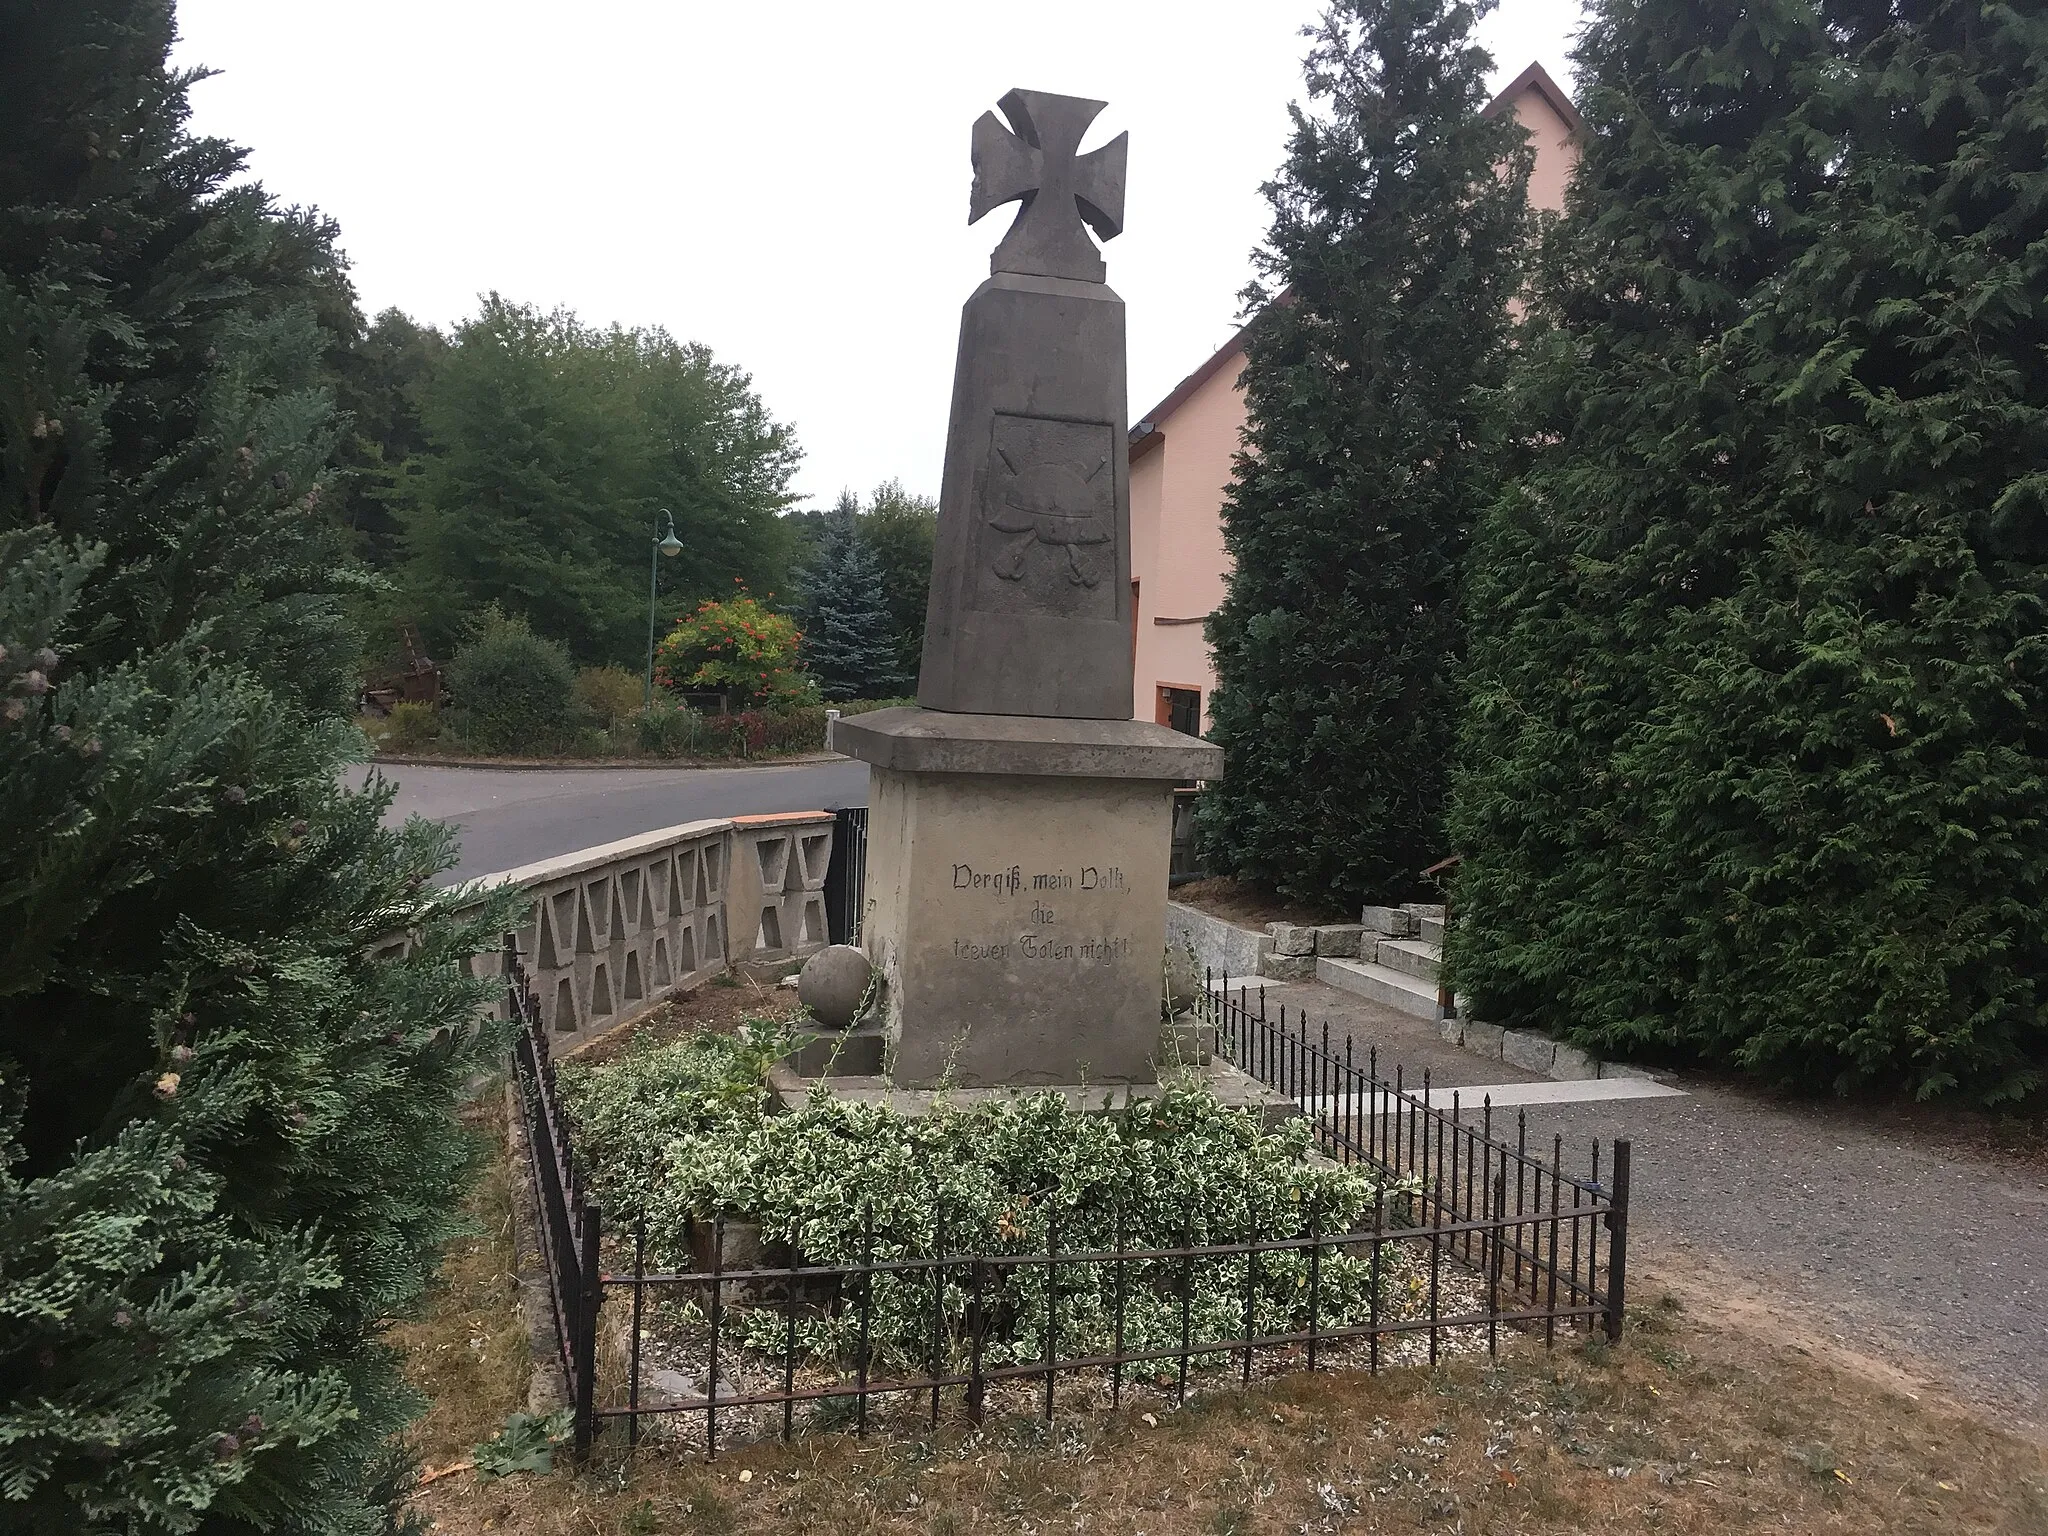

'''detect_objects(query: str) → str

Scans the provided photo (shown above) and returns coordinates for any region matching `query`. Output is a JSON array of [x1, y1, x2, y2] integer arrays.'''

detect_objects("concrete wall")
[[413, 812, 834, 1043], [1165, 899, 1272, 982]]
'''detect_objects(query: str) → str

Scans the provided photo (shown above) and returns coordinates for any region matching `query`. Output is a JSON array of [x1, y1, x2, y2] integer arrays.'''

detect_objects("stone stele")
[[835, 88, 1222, 1089], [918, 87, 1133, 720]]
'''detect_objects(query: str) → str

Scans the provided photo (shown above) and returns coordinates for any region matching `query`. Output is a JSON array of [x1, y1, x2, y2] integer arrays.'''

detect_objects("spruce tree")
[[799, 503, 906, 701], [1200, 0, 1531, 906], [861, 479, 937, 686], [1, 4, 512, 1529], [1449, 0, 2048, 1100]]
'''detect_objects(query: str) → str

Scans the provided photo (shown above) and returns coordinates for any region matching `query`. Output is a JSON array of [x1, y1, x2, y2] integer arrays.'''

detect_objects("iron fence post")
[[1605, 1139, 1632, 1341], [573, 1200, 601, 1461]]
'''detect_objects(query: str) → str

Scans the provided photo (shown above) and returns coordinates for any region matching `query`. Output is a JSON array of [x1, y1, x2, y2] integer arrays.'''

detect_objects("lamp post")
[[644, 509, 684, 707]]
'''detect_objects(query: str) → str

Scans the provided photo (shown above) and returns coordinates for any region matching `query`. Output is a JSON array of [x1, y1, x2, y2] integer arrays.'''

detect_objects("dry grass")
[[398, 1152, 2048, 1535], [388, 1098, 534, 1472]]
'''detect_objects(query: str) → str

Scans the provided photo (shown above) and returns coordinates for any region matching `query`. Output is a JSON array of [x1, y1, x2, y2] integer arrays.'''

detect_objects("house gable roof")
[[1129, 59, 1577, 456]]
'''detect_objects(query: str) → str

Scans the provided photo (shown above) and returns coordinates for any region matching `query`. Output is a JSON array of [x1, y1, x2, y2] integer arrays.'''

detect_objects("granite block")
[[1502, 1028, 1557, 1074]]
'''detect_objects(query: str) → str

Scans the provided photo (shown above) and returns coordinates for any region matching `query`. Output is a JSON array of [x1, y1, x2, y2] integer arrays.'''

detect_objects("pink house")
[[1126, 62, 1583, 732]]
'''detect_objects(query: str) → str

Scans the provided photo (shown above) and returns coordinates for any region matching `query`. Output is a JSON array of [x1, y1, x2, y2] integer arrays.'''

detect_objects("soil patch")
[[1172, 876, 1350, 930], [562, 981, 809, 1068], [389, 1096, 531, 1473]]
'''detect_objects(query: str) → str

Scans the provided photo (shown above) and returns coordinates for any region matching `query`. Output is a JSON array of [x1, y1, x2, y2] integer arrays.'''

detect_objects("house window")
[[1157, 685, 1200, 736]]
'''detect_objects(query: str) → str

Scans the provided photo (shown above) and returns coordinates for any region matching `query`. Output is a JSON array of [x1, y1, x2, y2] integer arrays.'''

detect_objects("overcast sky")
[[171, 1, 1586, 510]]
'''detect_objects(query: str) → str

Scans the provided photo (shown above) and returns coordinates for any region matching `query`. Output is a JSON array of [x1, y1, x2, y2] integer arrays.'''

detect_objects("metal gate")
[[822, 805, 868, 945]]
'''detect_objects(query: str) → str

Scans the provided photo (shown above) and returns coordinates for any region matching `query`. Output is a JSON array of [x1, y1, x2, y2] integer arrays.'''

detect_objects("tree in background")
[[330, 307, 448, 571], [401, 298, 800, 667], [654, 587, 814, 710], [786, 480, 936, 686], [1449, 0, 2047, 1101], [1199, 0, 1531, 905], [799, 504, 908, 700], [0, 4, 509, 1527], [863, 478, 937, 685]]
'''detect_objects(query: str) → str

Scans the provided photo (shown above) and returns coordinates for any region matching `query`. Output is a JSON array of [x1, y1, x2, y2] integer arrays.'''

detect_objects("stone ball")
[[1163, 943, 1203, 1017], [798, 944, 873, 1029]]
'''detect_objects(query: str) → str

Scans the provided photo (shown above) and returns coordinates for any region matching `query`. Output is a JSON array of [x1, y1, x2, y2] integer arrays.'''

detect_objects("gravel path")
[[1240, 977, 2048, 1438]]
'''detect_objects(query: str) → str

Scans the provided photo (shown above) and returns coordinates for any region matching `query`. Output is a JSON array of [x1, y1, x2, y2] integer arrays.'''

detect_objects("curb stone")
[[1181, 904, 1671, 1084]]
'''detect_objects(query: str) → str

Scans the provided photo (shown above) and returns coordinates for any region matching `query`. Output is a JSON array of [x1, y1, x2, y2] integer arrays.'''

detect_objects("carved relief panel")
[[971, 413, 1119, 620]]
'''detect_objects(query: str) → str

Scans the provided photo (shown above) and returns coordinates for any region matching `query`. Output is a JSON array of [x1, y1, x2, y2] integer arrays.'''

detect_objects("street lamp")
[[644, 509, 684, 707]]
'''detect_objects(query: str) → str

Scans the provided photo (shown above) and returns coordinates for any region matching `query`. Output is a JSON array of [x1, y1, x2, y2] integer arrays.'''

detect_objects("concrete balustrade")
[[430, 811, 835, 1040]]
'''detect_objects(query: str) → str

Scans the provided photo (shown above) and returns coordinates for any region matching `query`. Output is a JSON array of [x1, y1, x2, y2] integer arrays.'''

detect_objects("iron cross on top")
[[970, 88, 1127, 284]]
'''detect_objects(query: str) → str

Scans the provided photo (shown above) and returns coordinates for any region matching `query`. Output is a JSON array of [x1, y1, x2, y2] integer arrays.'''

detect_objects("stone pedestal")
[[835, 707, 1221, 1087]]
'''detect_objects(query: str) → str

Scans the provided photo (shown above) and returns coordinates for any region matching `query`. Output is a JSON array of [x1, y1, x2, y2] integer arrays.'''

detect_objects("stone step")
[[1316, 957, 1441, 1020], [1417, 913, 1445, 947], [1374, 937, 1442, 983]]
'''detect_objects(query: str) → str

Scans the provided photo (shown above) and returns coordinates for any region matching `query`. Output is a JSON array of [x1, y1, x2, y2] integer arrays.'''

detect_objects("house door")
[[1157, 685, 1201, 736]]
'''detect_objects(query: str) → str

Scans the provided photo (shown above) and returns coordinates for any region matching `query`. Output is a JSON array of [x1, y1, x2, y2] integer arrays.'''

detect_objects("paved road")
[[1238, 975, 2048, 1438], [364, 758, 870, 882]]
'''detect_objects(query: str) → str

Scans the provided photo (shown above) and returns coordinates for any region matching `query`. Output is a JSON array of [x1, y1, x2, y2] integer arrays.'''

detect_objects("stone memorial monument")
[[832, 88, 1223, 1088]]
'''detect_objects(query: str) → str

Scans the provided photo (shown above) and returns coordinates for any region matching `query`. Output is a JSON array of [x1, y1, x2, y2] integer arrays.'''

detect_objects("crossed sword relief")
[[988, 447, 1111, 588]]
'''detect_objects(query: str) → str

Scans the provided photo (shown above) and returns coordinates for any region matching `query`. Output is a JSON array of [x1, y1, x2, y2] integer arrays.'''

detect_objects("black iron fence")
[[505, 946, 1631, 1461], [821, 805, 868, 946], [506, 939, 603, 1459], [1203, 974, 1629, 1337]]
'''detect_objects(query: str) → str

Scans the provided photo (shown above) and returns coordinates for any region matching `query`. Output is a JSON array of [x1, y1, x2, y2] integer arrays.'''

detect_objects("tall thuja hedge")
[[1449, 0, 2048, 1101], [1199, 0, 1531, 905], [0, 4, 510, 1530]]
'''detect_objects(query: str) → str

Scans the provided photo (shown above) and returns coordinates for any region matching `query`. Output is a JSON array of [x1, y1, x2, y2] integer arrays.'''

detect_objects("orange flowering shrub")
[[653, 585, 817, 710]]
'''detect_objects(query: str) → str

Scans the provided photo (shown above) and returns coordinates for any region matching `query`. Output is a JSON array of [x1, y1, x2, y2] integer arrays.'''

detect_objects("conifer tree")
[[1449, 0, 2048, 1100], [0, 4, 511, 1528], [799, 502, 907, 701], [861, 480, 937, 685], [1200, 0, 1531, 905]]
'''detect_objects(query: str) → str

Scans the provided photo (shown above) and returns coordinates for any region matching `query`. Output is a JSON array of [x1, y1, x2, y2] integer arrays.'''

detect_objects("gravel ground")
[[1241, 977, 2048, 1441]]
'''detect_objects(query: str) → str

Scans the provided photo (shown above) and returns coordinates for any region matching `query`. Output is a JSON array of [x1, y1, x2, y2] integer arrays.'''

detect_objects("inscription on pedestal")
[[863, 767, 1175, 1086], [946, 860, 1135, 969]]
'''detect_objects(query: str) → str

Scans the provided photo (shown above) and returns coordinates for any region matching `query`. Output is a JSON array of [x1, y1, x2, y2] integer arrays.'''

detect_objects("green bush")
[[688, 697, 915, 759], [385, 699, 440, 750], [636, 695, 700, 758], [445, 610, 577, 754], [558, 1027, 1406, 1372], [572, 665, 643, 729], [1199, 0, 1530, 906]]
